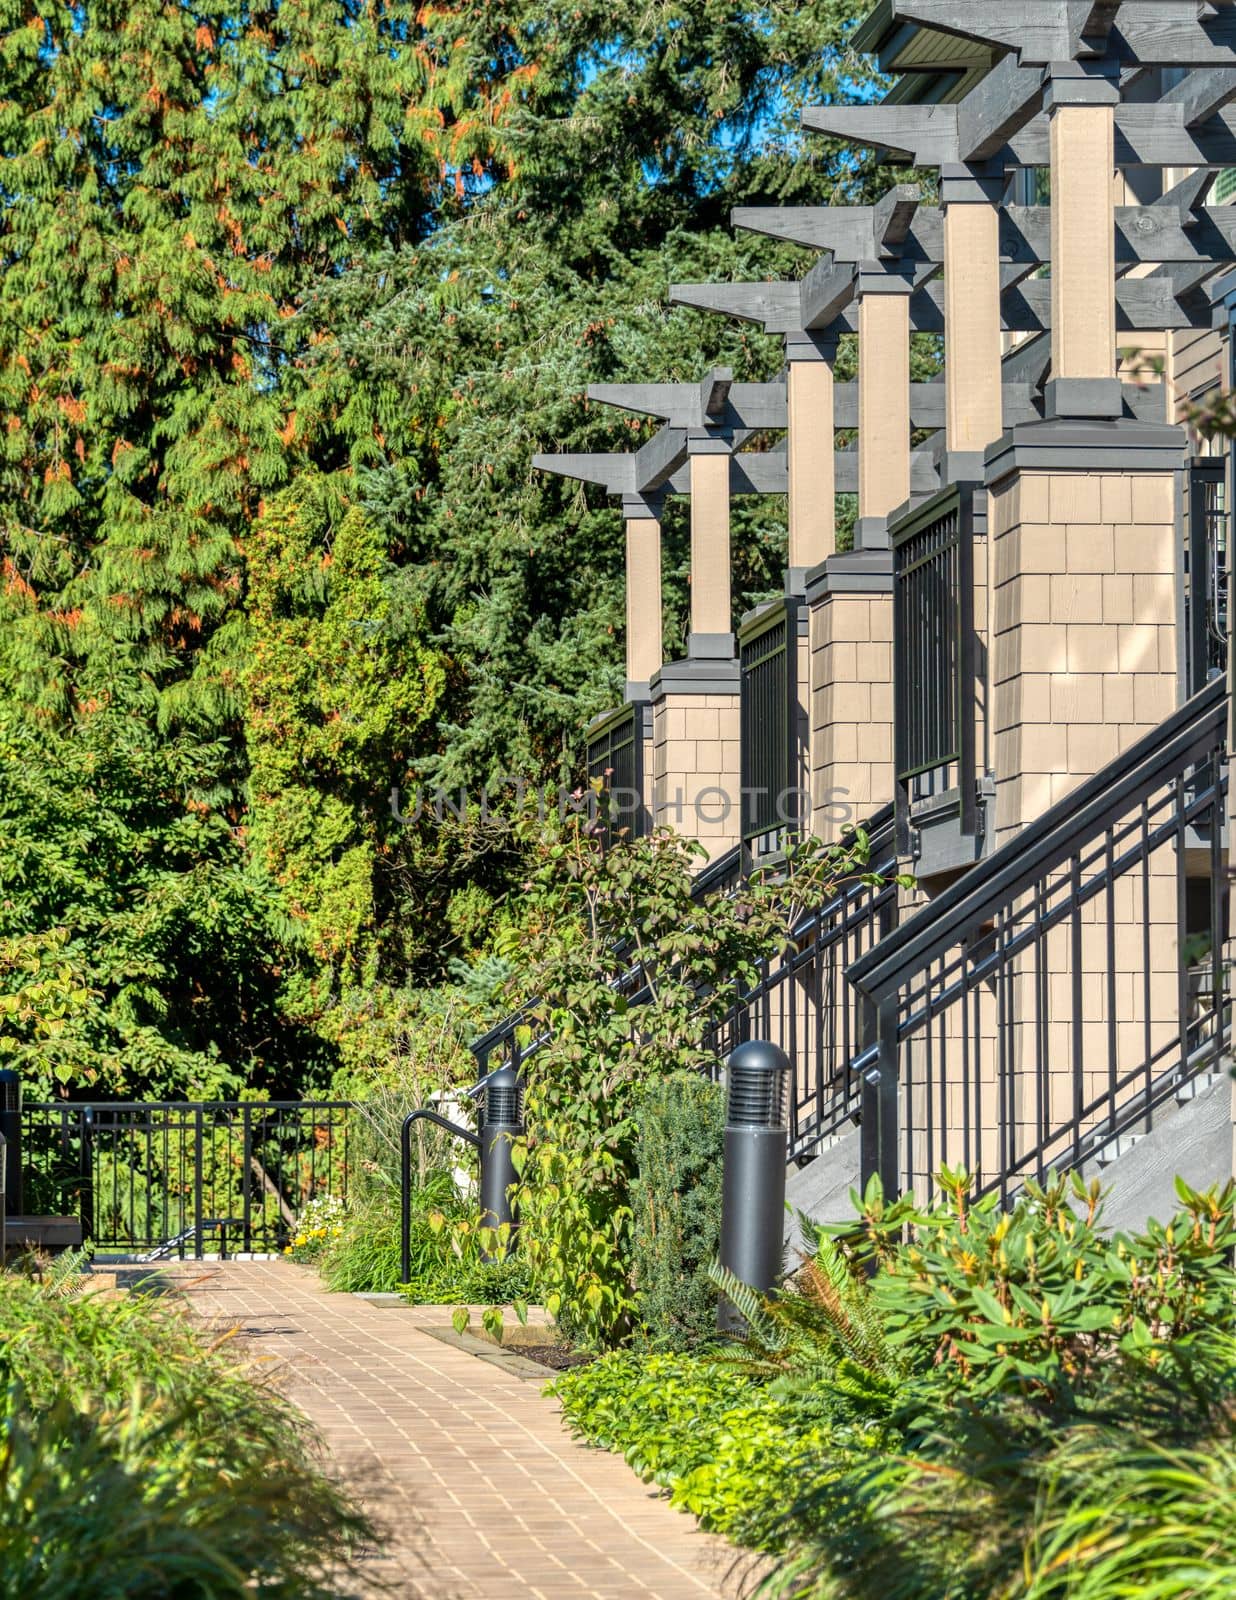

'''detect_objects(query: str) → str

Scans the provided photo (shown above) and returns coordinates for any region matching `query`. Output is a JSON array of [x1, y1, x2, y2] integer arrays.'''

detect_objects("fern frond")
[[707, 1260, 788, 1352]]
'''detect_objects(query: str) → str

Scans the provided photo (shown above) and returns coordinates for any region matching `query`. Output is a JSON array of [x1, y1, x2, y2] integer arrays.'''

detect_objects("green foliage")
[[551, 1173, 1236, 1598], [0, 1270, 367, 1597], [0, 702, 321, 1096], [630, 1072, 726, 1350], [765, 1335, 1236, 1600], [835, 1168, 1236, 1398], [243, 475, 447, 1001], [552, 1350, 878, 1550], [506, 815, 880, 1346], [1017, 1418, 1236, 1600], [0, 0, 900, 1095]]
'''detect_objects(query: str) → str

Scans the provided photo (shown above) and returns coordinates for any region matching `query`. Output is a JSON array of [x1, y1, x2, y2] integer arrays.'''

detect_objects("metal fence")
[[892, 484, 978, 848], [22, 1100, 352, 1257], [586, 702, 647, 844], [1186, 457, 1229, 696], [740, 600, 799, 861], [850, 679, 1230, 1205]]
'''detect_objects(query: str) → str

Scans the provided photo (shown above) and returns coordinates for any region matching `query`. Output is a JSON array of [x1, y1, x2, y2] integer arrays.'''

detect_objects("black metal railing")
[[892, 484, 978, 852], [21, 1100, 351, 1257], [1186, 457, 1229, 697], [740, 599, 802, 863], [849, 679, 1230, 1205], [586, 702, 648, 844], [705, 804, 899, 1159]]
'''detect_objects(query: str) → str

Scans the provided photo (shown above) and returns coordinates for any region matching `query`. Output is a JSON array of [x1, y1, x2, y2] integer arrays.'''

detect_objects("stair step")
[[1176, 1069, 1228, 1104], [1095, 1133, 1146, 1168]]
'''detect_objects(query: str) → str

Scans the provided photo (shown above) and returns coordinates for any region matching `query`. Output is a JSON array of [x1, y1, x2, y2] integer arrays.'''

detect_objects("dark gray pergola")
[[855, 3, 1236, 70], [735, 177, 1236, 274]]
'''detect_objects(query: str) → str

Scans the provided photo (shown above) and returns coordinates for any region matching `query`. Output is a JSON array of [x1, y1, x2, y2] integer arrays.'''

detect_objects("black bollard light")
[[0, 1130, 6, 1266], [0, 1070, 20, 1219], [479, 1063, 524, 1260], [717, 1040, 791, 1335]]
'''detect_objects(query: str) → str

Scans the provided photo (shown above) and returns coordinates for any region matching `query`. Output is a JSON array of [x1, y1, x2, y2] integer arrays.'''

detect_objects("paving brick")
[[162, 1262, 744, 1599]]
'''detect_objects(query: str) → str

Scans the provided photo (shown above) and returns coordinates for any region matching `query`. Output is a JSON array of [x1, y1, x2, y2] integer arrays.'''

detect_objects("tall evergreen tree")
[[0, 0, 903, 1086]]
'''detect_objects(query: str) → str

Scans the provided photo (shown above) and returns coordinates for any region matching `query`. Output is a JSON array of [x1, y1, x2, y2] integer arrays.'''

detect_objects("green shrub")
[[504, 816, 883, 1348], [839, 1168, 1236, 1399], [765, 1335, 1236, 1600], [552, 1349, 880, 1550], [552, 1172, 1236, 1594], [0, 1272, 366, 1598], [630, 1072, 726, 1349], [317, 1172, 532, 1306]]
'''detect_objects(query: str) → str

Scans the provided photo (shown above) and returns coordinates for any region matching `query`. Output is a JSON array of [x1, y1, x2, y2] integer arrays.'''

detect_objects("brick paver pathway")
[[161, 1260, 752, 1600]]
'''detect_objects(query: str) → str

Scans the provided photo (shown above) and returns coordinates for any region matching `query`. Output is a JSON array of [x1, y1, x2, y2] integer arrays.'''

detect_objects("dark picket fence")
[[21, 1100, 352, 1258]]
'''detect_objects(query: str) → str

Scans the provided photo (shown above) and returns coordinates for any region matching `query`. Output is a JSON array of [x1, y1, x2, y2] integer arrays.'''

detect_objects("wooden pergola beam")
[[734, 200, 1236, 267], [882, 2, 1236, 66], [803, 66, 1236, 167], [669, 269, 1215, 335], [589, 379, 1061, 432]]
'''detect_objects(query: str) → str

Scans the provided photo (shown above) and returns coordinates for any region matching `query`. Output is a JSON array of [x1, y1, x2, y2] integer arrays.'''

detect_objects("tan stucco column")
[[622, 492, 663, 699], [941, 166, 1004, 476], [688, 436, 733, 654], [857, 276, 912, 551], [786, 331, 837, 582], [986, 423, 1185, 842], [1045, 65, 1121, 420], [805, 551, 894, 840]]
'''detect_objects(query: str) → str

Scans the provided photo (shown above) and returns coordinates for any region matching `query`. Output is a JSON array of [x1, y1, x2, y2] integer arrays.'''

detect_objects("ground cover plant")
[[553, 1171, 1236, 1598], [0, 1259, 367, 1598]]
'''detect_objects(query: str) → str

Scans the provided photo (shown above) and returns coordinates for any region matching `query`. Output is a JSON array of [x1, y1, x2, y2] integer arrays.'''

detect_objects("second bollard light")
[[479, 1062, 524, 1260], [717, 1040, 791, 1335]]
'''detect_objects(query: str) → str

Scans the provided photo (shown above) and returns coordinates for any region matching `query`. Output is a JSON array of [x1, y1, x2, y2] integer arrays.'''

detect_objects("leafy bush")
[[552, 1350, 876, 1550], [766, 1334, 1236, 1600], [552, 1171, 1236, 1598], [841, 1168, 1236, 1398], [0, 1272, 367, 1598], [504, 815, 884, 1346], [630, 1072, 726, 1350]]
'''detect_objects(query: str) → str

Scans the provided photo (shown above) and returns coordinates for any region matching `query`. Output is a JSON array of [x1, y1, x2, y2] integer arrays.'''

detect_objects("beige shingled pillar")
[[622, 493, 663, 698], [1045, 66, 1122, 420], [688, 438, 733, 648], [649, 437, 739, 864], [856, 278, 912, 550], [786, 332, 837, 581], [940, 167, 1004, 473]]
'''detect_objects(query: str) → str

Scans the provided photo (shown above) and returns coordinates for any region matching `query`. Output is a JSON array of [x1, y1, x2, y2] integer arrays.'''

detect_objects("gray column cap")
[[984, 417, 1188, 487]]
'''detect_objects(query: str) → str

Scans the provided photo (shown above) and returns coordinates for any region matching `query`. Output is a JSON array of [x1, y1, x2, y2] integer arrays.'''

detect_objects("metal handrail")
[[847, 678, 1230, 1203], [850, 677, 1227, 1007], [400, 1109, 481, 1286]]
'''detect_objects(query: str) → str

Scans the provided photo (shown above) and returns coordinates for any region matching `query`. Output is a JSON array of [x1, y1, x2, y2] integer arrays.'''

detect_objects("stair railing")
[[847, 678, 1230, 1205]]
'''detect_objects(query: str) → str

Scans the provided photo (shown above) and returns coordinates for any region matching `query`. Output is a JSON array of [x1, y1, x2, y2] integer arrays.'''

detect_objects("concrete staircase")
[[783, 1064, 1234, 1247], [1077, 1065, 1233, 1235]]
